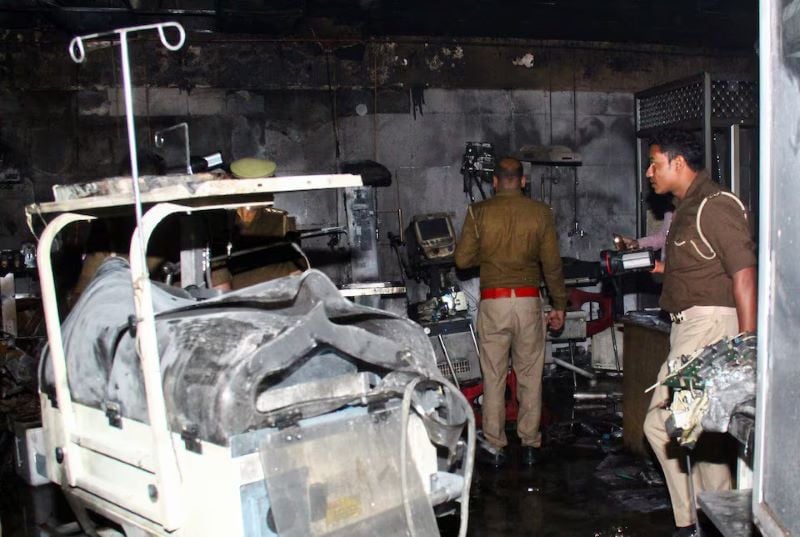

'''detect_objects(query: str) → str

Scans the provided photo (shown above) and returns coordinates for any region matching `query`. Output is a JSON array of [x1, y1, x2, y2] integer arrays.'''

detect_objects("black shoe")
[[672, 525, 697, 537], [522, 446, 541, 466], [477, 446, 506, 467]]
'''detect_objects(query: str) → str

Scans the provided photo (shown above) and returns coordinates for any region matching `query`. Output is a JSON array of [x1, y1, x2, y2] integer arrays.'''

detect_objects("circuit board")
[[662, 332, 757, 390]]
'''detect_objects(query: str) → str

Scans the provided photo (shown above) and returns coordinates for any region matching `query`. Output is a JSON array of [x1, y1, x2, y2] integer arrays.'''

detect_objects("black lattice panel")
[[637, 81, 704, 131], [711, 80, 758, 120]]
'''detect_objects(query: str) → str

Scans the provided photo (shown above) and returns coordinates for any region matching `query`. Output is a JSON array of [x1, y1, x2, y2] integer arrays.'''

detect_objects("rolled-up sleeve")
[[454, 207, 480, 269], [538, 209, 567, 311], [638, 211, 673, 251]]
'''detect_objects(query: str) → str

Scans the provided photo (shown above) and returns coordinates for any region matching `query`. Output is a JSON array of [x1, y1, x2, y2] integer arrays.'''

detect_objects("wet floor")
[[1, 368, 698, 537], [439, 369, 678, 537], [439, 440, 674, 537]]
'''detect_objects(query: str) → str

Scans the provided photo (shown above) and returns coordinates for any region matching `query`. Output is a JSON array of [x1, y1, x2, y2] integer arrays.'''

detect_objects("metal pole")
[[730, 123, 741, 196], [118, 31, 148, 275], [36, 213, 97, 488], [553, 357, 596, 381], [636, 138, 645, 237], [610, 322, 621, 372], [468, 322, 480, 358], [68, 22, 187, 530], [703, 73, 713, 174], [573, 392, 622, 401], [438, 334, 460, 389], [753, 1, 777, 532], [154, 122, 192, 175], [68, 21, 186, 293], [130, 203, 188, 530], [686, 452, 702, 536]]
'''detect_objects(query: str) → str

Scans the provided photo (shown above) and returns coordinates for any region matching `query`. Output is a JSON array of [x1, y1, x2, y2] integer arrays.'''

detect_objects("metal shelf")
[[25, 174, 362, 217]]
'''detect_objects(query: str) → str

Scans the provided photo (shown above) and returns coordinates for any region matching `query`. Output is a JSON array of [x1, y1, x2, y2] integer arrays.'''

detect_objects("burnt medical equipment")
[[405, 213, 466, 315], [337, 163, 395, 306], [27, 22, 475, 537], [342, 186, 383, 301], [402, 214, 476, 387], [406, 213, 457, 266], [30, 176, 475, 537], [461, 142, 496, 202]]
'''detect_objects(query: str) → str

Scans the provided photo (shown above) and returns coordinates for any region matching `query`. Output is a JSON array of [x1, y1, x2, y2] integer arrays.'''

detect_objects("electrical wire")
[[290, 242, 311, 271], [390, 241, 407, 286], [325, 52, 341, 162], [400, 377, 423, 537], [400, 376, 475, 537]]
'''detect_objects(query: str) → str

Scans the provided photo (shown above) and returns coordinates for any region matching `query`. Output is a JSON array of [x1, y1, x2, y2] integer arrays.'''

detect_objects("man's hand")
[[547, 310, 565, 331], [614, 234, 639, 251], [622, 236, 639, 250], [651, 260, 665, 274]]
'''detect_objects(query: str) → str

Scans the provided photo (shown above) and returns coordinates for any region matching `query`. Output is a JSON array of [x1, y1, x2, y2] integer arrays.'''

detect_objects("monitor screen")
[[416, 217, 451, 242]]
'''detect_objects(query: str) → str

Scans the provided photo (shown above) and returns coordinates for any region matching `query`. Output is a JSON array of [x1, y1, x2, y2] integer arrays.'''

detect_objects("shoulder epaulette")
[[691, 191, 747, 260]]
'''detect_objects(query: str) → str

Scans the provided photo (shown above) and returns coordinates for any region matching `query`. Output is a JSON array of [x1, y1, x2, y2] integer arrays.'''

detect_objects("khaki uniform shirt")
[[454, 189, 568, 311], [660, 171, 757, 313]]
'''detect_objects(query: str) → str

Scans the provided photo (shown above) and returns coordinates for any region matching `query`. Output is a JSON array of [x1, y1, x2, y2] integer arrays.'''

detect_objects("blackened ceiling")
[[0, 0, 758, 49]]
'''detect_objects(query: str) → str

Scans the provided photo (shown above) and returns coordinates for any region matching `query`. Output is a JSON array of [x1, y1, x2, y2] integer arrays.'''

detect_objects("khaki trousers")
[[477, 296, 545, 449], [643, 306, 738, 527]]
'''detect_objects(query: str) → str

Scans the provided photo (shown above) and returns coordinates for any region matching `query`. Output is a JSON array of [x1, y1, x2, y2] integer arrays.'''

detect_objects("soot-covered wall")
[[0, 33, 755, 295]]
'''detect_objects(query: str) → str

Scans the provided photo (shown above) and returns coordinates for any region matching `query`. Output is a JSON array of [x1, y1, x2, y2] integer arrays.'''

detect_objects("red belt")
[[480, 287, 540, 300]]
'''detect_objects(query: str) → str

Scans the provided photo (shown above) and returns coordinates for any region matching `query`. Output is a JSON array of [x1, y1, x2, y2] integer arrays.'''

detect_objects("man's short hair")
[[648, 130, 705, 172], [494, 157, 523, 182]]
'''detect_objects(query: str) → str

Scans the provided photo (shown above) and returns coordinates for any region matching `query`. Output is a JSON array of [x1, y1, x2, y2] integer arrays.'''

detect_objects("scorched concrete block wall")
[[0, 33, 755, 300]]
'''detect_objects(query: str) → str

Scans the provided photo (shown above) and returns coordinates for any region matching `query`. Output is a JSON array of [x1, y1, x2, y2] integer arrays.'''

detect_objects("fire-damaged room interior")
[[1, 1, 798, 536]]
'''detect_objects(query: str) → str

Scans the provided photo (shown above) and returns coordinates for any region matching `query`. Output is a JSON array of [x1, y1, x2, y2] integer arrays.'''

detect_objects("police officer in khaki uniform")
[[455, 157, 567, 466], [641, 130, 757, 537]]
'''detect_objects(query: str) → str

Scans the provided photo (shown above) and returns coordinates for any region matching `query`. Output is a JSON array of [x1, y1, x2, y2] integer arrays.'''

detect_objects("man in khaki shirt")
[[455, 157, 566, 466], [642, 130, 757, 537]]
